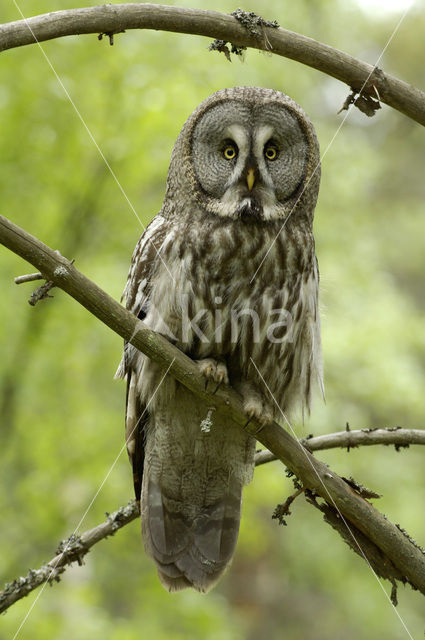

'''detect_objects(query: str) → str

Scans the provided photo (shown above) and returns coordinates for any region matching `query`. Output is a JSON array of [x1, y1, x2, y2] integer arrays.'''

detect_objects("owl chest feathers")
[[140, 214, 322, 414]]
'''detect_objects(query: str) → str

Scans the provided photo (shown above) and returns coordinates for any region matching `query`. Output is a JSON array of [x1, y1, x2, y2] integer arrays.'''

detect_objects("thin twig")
[[14, 271, 56, 305], [0, 500, 139, 614], [272, 487, 306, 525], [254, 427, 425, 465], [28, 280, 55, 306], [0, 5, 424, 125], [14, 272, 43, 284]]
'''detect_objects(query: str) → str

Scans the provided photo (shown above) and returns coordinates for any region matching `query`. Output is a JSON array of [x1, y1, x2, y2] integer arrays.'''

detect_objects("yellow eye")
[[223, 145, 237, 160], [265, 145, 278, 161]]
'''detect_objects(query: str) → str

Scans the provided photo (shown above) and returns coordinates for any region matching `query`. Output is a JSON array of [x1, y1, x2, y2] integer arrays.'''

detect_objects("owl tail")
[[141, 476, 243, 593]]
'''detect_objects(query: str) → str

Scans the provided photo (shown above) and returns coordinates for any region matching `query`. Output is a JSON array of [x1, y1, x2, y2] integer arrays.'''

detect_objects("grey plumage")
[[117, 87, 323, 592]]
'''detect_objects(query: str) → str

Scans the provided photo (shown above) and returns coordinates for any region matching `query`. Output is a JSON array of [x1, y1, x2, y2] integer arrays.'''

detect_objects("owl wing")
[[116, 214, 169, 501]]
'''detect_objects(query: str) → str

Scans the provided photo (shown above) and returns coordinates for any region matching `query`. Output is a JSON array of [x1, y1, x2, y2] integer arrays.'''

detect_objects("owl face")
[[166, 88, 320, 225], [187, 91, 316, 223]]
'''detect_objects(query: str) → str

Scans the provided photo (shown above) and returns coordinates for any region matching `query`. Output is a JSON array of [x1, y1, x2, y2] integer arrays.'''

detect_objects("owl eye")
[[264, 144, 279, 161], [222, 144, 238, 160]]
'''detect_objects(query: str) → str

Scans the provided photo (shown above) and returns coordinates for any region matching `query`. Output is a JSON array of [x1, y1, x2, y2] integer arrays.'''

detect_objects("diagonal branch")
[[0, 4, 424, 126], [0, 213, 425, 600]]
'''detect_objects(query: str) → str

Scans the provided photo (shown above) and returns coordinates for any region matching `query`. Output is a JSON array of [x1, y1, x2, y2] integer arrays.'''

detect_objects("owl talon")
[[248, 421, 267, 435], [244, 415, 253, 429], [236, 381, 275, 430], [196, 358, 229, 392]]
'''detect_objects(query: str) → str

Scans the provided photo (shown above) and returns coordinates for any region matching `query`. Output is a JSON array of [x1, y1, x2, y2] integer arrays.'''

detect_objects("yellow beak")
[[246, 168, 255, 192]]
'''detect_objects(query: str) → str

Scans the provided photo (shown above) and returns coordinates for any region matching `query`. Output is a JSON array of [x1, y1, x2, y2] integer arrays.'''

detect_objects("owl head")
[[166, 87, 320, 225]]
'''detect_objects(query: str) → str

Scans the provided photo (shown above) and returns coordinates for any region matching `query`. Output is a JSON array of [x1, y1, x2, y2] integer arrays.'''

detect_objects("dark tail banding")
[[142, 477, 243, 593]]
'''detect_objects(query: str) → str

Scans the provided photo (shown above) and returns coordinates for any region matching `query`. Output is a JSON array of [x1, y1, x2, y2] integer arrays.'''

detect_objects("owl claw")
[[244, 415, 253, 429], [196, 358, 229, 392], [212, 381, 222, 394], [237, 382, 275, 430], [243, 411, 271, 434], [249, 402, 274, 426]]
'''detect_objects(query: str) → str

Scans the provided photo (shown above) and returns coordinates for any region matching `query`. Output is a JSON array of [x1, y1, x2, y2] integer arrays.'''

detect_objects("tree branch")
[[1, 4, 424, 126], [0, 213, 425, 601], [0, 501, 139, 614], [254, 427, 425, 465]]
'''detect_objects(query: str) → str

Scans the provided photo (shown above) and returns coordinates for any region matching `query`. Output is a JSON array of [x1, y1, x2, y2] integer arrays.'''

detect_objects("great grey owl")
[[116, 86, 323, 592]]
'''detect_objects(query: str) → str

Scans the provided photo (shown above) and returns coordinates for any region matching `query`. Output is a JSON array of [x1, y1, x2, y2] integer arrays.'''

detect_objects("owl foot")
[[196, 358, 229, 393], [244, 397, 274, 430], [236, 381, 274, 431]]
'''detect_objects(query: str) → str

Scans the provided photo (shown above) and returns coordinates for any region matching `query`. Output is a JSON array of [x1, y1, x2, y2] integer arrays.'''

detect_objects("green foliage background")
[[0, 1, 424, 638]]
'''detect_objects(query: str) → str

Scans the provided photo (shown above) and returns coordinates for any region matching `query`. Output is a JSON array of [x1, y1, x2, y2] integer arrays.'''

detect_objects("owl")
[[116, 87, 323, 592]]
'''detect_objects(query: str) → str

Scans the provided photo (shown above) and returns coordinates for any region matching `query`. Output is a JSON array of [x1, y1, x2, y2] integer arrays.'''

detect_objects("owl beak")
[[246, 168, 256, 192]]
